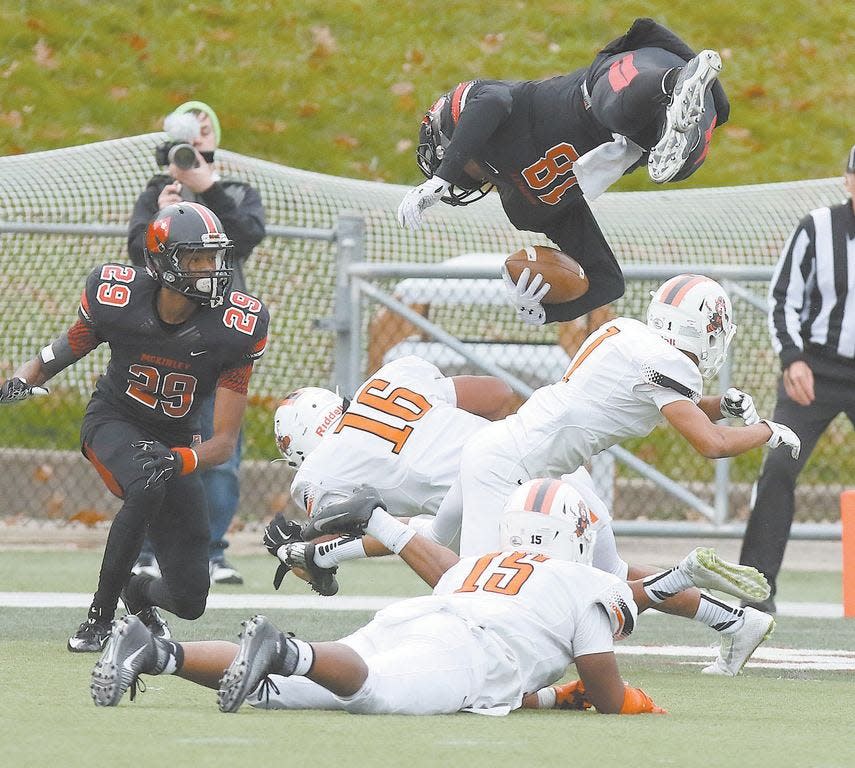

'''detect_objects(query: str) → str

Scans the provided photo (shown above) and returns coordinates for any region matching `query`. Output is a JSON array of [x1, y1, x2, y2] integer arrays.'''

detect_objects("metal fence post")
[[331, 213, 365, 396], [714, 352, 733, 525]]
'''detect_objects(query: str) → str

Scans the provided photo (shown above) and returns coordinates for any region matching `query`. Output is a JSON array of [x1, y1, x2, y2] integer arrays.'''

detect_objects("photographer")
[[128, 101, 266, 585]]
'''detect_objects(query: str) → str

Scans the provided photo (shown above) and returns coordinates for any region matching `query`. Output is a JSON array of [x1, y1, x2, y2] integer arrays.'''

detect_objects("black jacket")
[[127, 174, 266, 294]]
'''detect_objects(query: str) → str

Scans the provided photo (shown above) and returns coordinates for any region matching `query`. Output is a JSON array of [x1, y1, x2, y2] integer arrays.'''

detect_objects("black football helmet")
[[144, 202, 234, 307], [416, 82, 494, 207]]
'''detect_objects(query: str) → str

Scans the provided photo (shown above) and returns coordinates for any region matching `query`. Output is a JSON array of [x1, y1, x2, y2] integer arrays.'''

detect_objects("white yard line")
[[3, 592, 853, 671], [0, 592, 843, 617]]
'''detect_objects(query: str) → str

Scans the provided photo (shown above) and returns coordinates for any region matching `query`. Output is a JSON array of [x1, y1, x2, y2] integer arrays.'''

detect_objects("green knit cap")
[[172, 101, 221, 145]]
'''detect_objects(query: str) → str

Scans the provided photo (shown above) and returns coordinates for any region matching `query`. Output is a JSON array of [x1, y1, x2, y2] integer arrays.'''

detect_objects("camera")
[[154, 141, 199, 170]]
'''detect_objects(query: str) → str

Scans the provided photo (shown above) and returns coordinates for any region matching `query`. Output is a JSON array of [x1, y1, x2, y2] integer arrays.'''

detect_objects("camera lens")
[[169, 143, 199, 170]]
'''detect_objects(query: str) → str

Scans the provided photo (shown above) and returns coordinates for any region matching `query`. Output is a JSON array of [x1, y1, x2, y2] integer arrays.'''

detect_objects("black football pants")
[[739, 352, 855, 596], [82, 415, 210, 620]]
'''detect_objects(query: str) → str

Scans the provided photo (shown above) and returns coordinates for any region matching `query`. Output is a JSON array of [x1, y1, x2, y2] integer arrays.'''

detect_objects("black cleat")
[[302, 486, 387, 541]]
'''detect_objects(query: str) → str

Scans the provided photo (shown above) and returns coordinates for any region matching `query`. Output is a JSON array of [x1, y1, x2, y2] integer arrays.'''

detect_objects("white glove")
[[761, 419, 801, 460], [501, 265, 550, 326], [396, 176, 451, 229], [720, 387, 759, 425]]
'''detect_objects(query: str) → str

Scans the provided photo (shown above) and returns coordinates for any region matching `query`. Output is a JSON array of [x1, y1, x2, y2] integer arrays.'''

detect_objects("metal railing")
[[333, 252, 841, 540]]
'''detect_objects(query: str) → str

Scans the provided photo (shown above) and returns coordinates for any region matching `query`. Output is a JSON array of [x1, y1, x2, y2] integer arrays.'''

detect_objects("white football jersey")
[[425, 553, 624, 711], [504, 317, 703, 478], [292, 356, 488, 517]]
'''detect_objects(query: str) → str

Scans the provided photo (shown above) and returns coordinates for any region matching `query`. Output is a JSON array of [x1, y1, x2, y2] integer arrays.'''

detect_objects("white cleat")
[[680, 547, 771, 602], [648, 49, 722, 183], [702, 607, 776, 676]]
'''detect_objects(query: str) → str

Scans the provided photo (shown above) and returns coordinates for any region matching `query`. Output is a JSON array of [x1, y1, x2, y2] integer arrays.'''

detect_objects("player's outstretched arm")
[[661, 399, 798, 459]]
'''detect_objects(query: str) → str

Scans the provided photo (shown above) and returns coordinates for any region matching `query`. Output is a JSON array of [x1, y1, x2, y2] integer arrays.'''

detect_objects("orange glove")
[[620, 685, 667, 715], [551, 679, 592, 711]]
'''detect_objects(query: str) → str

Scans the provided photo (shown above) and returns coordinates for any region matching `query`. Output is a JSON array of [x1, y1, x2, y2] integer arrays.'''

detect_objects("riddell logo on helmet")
[[315, 405, 344, 438]]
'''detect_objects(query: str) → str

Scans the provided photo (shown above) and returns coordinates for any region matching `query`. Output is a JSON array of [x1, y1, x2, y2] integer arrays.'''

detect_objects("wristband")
[[171, 447, 199, 475]]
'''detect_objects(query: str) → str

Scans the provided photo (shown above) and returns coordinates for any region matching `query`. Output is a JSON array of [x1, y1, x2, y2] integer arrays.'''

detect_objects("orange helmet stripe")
[[659, 275, 710, 307]]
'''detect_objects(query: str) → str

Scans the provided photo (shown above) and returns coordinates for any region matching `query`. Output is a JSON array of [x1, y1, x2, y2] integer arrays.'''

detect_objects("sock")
[[536, 687, 557, 709], [277, 635, 314, 677], [151, 636, 185, 675], [641, 567, 693, 603], [313, 537, 367, 569], [88, 604, 114, 623], [365, 508, 416, 554], [694, 593, 745, 634]]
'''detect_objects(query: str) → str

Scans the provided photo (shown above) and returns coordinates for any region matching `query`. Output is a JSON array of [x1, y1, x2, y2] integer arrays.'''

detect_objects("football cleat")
[[91, 616, 156, 706], [218, 615, 294, 713], [131, 553, 162, 579], [648, 49, 721, 183], [68, 616, 113, 653], [282, 541, 339, 596], [121, 585, 171, 640], [702, 607, 776, 676], [301, 486, 387, 541], [679, 547, 771, 602], [210, 556, 244, 585]]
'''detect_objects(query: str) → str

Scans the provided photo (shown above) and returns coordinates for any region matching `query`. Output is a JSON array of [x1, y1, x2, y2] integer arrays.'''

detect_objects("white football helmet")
[[500, 478, 597, 564], [647, 274, 736, 379], [273, 388, 345, 468]]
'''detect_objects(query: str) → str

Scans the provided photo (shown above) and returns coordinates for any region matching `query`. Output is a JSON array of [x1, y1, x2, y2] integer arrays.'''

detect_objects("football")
[[504, 245, 589, 304]]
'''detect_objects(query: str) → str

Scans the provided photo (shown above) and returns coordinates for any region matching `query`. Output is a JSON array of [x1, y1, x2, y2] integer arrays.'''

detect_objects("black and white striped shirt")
[[768, 198, 855, 369]]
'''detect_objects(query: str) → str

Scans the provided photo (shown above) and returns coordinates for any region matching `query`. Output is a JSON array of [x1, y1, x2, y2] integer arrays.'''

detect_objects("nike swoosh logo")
[[190, 351, 207, 357], [122, 644, 147, 671], [313, 512, 351, 531]]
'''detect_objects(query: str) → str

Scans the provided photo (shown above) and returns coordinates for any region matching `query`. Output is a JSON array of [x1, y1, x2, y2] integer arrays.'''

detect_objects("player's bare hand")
[[783, 361, 814, 406]]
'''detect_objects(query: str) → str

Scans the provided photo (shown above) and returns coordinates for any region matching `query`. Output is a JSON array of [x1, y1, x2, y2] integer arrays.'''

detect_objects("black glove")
[[0, 377, 49, 403], [262, 513, 304, 556], [262, 513, 306, 590], [131, 440, 182, 489]]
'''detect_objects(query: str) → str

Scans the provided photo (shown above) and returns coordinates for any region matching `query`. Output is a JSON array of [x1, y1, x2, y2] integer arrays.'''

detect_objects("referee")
[[739, 145, 855, 612]]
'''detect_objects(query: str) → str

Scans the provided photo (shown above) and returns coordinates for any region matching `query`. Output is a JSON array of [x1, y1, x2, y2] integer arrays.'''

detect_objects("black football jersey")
[[78, 263, 268, 441], [435, 73, 614, 229]]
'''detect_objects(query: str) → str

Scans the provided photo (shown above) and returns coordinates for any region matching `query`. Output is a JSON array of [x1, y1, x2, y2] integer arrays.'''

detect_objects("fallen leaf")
[[396, 138, 414, 153], [109, 86, 130, 101], [480, 32, 505, 54], [68, 508, 110, 527], [297, 101, 321, 117], [124, 33, 147, 52], [742, 84, 766, 99], [33, 464, 54, 482], [390, 81, 414, 97], [33, 38, 58, 70], [310, 25, 338, 59], [334, 134, 360, 149]]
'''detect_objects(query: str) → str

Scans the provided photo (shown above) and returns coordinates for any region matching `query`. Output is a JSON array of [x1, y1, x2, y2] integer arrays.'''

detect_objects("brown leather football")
[[504, 245, 589, 304]]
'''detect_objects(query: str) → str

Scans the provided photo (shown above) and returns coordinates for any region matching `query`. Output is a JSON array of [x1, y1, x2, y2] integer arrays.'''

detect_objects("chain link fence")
[[0, 134, 850, 532]]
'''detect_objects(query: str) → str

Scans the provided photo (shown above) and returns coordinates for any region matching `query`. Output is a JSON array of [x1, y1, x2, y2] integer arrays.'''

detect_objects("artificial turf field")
[[2, 550, 854, 768]]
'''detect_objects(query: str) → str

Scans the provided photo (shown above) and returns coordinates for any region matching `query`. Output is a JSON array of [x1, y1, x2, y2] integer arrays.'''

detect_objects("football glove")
[[131, 440, 182, 489], [761, 419, 801, 460], [280, 541, 339, 596], [0, 377, 49, 404], [720, 387, 759, 425], [551, 679, 592, 711], [262, 513, 306, 589], [396, 176, 451, 230], [501, 265, 549, 326]]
